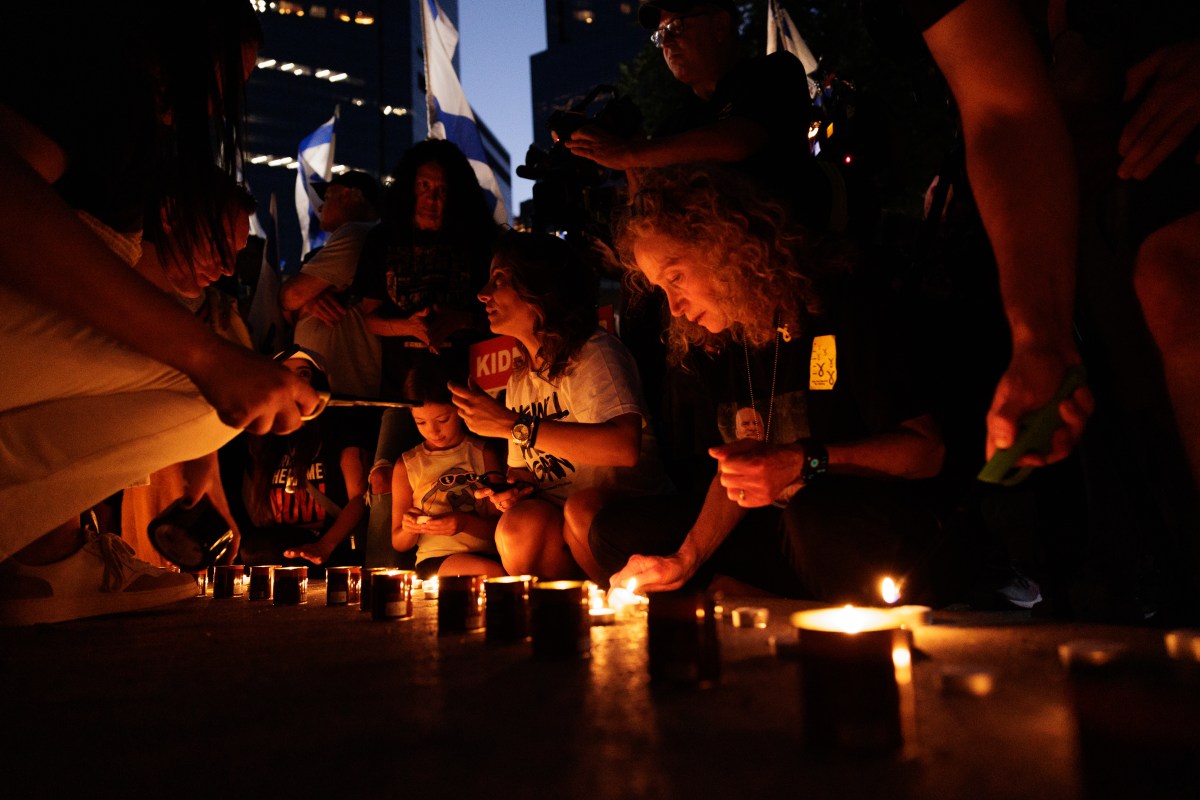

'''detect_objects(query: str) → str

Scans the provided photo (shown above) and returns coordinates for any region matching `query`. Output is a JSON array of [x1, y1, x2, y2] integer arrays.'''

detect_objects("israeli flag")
[[421, 0, 508, 224], [767, 0, 819, 98], [295, 112, 337, 258]]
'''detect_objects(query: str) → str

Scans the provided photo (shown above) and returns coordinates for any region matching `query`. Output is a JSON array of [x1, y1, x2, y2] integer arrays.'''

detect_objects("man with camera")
[[564, 1, 824, 221]]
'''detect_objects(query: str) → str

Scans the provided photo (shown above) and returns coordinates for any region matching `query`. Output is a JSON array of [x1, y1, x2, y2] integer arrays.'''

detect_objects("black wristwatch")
[[799, 439, 829, 484], [511, 413, 536, 447]]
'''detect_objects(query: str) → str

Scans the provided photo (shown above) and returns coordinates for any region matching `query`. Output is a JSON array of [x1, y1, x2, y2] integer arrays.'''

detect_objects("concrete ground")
[[1, 583, 1196, 799]]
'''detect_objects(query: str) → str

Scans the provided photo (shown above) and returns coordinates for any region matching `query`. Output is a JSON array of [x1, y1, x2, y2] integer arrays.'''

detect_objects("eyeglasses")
[[437, 472, 480, 488], [650, 12, 713, 48]]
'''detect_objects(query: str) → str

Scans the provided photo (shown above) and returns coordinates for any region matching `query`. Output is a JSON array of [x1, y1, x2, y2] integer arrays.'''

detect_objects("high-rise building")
[[245, 1, 510, 271]]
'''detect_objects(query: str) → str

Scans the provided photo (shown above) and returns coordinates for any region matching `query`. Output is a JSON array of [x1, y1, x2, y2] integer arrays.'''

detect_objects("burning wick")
[[605, 578, 647, 619], [880, 577, 901, 605]]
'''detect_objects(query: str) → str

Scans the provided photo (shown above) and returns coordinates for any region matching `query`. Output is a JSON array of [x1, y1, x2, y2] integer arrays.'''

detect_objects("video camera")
[[517, 85, 641, 239]]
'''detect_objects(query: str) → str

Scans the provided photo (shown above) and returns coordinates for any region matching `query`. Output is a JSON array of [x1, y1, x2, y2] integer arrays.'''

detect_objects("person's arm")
[[390, 457, 421, 553], [448, 382, 643, 467], [1118, 38, 1200, 180], [711, 414, 944, 507], [923, 0, 1090, 464], [564, 117, 768, 171], [362, 297, 432, 343], [279, 271, 335, 312], [285, 446, 368, 565], [609, 473, 746, 591], [0, 105, 317, 434]]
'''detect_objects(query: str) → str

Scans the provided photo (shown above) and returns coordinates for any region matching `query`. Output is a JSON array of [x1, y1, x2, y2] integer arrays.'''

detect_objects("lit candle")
[[422, 576, 440, 600], [589, 607, 616, 625], [606, 578, 648, 621], [791, 606, 915, 752], [880, 577, 901, 605]]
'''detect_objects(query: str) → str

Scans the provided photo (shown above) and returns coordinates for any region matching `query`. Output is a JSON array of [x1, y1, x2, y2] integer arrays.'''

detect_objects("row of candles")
[[199, 567, 1200, 759]]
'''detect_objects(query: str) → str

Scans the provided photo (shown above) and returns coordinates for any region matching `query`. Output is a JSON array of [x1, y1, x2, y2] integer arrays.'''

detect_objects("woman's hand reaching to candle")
[[610, 550, 699, 593]]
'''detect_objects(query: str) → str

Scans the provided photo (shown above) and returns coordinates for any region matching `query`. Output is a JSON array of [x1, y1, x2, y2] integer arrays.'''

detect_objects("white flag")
[[295, 112, 337, 258], [421, 0, 508, 224], [767, 0, 819, 98]]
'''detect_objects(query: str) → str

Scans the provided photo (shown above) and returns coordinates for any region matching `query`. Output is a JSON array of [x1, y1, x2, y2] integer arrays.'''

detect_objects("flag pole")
[[419, 0, 435, 138], [327, 104, 340, 181]]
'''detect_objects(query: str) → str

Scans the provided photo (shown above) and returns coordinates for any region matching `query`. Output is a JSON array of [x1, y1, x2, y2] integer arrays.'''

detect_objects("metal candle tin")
[[647, 590, 720, 688], [272, 566, 309, 606], [326, 566, 362, 606], [484, 576, 533, 644], [371, 570, 416, 621], [530, 580, 590, 660], [438, 575, 485, 634]]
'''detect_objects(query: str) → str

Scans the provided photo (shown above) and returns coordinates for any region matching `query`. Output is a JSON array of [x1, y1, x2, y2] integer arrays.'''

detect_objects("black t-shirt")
[[352, 225, 492, 396], [710, 276, 929, 447], [262, 417, 364, 534], [654, 52, 833, 230]]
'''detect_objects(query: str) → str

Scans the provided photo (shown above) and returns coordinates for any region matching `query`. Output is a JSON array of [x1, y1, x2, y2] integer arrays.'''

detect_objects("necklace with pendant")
[[743, 313, 786, 444]]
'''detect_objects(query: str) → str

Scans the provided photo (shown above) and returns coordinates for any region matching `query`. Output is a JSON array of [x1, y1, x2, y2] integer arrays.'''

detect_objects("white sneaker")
[[0, 531, 198, 625]]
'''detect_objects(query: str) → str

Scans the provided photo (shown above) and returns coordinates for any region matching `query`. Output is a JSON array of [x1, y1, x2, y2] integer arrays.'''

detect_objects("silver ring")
[[738, 489, 746, 502]]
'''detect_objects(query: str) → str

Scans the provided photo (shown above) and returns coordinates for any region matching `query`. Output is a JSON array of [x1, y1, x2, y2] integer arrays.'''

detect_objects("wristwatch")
[[511, 413, 536, 447]]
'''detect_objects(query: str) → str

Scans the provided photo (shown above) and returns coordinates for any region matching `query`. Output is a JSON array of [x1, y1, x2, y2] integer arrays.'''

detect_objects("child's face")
[[411, 402, 465, 450]]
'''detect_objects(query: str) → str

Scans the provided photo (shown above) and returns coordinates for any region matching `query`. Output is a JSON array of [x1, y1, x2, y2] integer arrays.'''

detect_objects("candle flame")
[[880, 577, 900, 605]]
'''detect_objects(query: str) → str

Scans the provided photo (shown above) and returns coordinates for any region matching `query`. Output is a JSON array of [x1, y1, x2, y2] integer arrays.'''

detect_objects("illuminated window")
[[572, 9, 594, 23], [310, 5, 327, 18]]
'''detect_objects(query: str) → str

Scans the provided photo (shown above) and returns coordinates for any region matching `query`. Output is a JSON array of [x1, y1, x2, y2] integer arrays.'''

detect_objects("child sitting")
[[391, 363, 507, 579]]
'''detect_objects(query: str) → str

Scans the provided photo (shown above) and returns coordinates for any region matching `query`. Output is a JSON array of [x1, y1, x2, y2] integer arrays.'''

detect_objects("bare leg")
[[1133, 211, 1200, 490], [562, 488, 614, 586], [494, 498, 581, 580], [439, 553, 508, 578]]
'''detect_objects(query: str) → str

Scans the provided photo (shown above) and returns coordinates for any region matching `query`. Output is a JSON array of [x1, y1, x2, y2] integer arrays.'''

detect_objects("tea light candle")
[[422, 576, 440, 600], [589, 607, 616, 626], [606, 579, 648, 621], [791, 606, 914, 752]]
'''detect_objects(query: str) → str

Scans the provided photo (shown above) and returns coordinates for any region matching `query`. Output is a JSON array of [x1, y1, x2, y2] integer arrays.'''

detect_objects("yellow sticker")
[[810, 335, 837, 390]]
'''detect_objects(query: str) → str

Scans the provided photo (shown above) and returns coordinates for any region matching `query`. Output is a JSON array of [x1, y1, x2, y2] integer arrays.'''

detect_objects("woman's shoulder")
[[575, 328, 637, 366]]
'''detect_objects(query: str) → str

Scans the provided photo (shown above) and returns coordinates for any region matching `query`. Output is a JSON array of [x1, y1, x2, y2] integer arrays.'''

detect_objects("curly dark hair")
[[615, 164, 839, 364], [491, 231, 599, 384], [380, 138, 497, 243]]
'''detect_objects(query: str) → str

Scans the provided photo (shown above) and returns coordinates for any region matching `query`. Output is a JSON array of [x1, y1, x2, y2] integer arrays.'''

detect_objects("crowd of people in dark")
[[1, 0, 1197, 627]]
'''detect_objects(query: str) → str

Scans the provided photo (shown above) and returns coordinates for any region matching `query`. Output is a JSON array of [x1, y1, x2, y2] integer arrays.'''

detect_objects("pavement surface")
[[2, 582, 1196, 799]]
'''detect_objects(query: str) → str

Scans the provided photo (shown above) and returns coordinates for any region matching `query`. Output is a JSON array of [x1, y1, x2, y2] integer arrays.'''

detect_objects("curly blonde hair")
[[616, 165, 833, 363]]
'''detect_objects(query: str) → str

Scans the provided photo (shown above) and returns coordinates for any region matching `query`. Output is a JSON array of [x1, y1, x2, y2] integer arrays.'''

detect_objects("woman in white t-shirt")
[[450, 232, 665, 581]]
